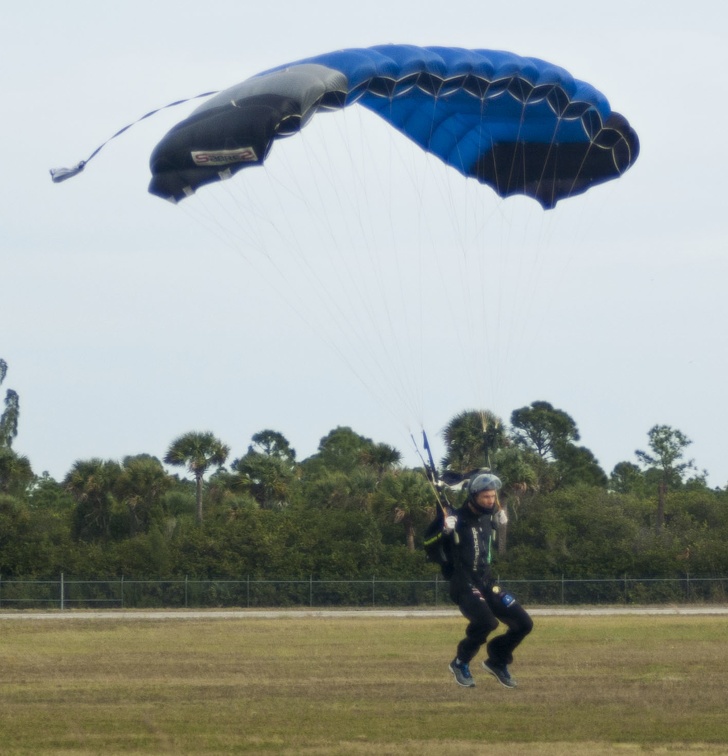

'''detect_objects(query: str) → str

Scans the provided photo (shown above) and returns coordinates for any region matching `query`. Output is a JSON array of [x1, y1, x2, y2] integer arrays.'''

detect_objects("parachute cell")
[[148, 45, 639, 208]]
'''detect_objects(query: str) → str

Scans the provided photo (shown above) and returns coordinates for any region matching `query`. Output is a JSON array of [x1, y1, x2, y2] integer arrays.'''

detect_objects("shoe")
[[483, 659, 517, 688], [449, 658, 475, 687]]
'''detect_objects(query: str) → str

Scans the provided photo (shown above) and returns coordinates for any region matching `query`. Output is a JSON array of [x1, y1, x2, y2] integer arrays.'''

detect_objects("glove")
[[443, 515, 457, 532], [494, 509, 508, 526]]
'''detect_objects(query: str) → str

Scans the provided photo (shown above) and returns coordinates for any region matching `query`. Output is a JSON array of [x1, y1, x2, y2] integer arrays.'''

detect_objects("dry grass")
[[0, 613, 727, 754]]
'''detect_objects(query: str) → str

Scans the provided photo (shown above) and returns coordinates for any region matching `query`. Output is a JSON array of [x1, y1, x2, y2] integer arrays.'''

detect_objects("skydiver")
[[440, 473, 533, 688]]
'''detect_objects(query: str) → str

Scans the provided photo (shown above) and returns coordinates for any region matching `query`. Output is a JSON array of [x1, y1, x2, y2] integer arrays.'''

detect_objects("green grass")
[[0, 613, 727, 754]]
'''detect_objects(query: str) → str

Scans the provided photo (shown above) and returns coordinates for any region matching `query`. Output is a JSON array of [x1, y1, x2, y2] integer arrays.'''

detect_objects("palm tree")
[[360, 442, 402, 480], [233, 450, 296, 510], [65, 458, 122, 539], [164, 431, 230, 523], [442, 409, 506, 472], [490, 446, 539, 555], [0, 448, 34, 496], [372, 470, 432, 550], [117, 455, 172, 535]]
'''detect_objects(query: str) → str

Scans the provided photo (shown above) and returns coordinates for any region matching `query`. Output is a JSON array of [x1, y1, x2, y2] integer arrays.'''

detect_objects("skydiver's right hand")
[[444, 515, 457, 533]]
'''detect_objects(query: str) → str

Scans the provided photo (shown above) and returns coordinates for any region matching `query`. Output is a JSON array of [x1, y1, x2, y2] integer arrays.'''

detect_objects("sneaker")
[[449, 658, 476, 687], [483, 659, 517, 688]]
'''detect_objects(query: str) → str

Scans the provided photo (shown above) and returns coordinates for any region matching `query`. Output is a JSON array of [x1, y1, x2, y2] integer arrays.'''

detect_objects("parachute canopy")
[[148, 45, 639, 209]]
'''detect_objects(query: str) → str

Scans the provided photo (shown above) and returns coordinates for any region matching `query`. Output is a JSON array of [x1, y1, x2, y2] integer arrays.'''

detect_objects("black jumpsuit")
[[447, 503, 533, 666]]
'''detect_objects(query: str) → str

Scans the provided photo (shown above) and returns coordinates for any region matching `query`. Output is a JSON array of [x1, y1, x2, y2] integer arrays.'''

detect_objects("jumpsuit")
[[447, 503, 533, 666]]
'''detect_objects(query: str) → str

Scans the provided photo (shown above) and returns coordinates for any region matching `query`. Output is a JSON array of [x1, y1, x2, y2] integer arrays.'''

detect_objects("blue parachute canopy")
[[148, 45, 639, 209]]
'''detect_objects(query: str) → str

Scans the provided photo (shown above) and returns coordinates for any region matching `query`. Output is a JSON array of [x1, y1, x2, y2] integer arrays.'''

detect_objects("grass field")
[[1, 612, 727, 754]]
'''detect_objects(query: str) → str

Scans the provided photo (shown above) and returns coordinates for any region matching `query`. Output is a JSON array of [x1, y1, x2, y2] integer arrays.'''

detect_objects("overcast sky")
[[3, 1, 727, 487]]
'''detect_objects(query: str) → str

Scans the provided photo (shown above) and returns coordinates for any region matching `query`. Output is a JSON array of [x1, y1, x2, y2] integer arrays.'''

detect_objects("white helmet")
[[468, 472, 502, 497]]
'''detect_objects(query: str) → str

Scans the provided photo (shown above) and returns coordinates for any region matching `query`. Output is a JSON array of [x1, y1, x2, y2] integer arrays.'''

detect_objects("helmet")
[[468, 473, 502, 497]]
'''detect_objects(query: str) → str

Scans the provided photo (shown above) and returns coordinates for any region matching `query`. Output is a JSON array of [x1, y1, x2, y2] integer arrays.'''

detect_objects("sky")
[[2, 1, 727, 487]]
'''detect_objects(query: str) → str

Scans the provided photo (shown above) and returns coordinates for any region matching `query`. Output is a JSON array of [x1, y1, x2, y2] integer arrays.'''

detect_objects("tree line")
[[1, 359, 727, 584]]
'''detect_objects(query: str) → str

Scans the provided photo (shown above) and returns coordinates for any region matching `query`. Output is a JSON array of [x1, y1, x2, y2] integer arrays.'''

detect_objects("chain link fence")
[[0, 573, 726, 610]]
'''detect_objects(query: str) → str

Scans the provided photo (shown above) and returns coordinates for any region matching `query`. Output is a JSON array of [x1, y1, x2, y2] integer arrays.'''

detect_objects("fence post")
[[435, 573, 438, 607], [60, 572, 65, 611], [686, 571, 690, 602], [561, 574, 565, 605], [184, 575, 188, 608], [246, 575, 250, 608], [309, 575, 313, 607], [372, 576, 376, 608], [121, 575, 124, 608]]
